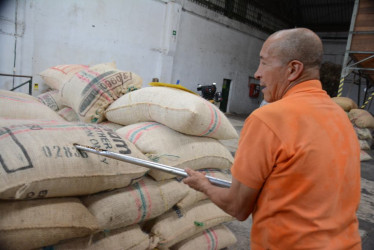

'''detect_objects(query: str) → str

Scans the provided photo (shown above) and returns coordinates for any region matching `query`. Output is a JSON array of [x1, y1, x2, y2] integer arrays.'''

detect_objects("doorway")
[[220, 79, 231, 113]]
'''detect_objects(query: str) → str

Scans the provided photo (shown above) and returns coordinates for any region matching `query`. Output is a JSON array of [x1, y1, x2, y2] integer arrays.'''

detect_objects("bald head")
[[267, 28, 323, 70]]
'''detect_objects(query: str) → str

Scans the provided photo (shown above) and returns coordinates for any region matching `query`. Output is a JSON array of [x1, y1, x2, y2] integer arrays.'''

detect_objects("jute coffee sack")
[[349, 108, 374, 128], [105, 87, 238, 140], [116, 122, 234, 181], [359, 139, 371, 150], [99, 121, 124, 131], [82, 176, 189, 230], [39, 64, 90, 90], [39, 63, 116, 90], [0, 119, 148, 199], [0, 197, 99, 250], [354, 127, 373, 141], [146, 200, 234, 249], [170, 224, 237, 250], [361, 150, 373, 161], [60, 63, 142, 123], [176, 170, 231, 209], [37, 90, 65, 111], [58, 107, 80, 122], [331, 97, 358, 112], [0, 90, 65, 121], [52, 224, 150, 250]]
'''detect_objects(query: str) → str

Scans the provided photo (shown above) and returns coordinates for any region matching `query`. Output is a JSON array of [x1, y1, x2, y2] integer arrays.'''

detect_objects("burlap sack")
[[354, 127, 373, 140], [99, 121, 124, 131], [176, 170, 231, 209], [116, 122, 234, 181], [58, 107, 80, 122], [147, 200, 234, 249], [105, 87, 238, 140], [170, 224, 237, 250], [360, 150, 373, 161], [348, 108, 374, 128], [39, 64, 90, 90], [82, 176, 189, 230], [0, 197, 99, 250], [0, 90, 65, 121], [52, 224, 150, 250], [359, 139, 371, 150], [60, 63, 142, 123], [331, 97, 358, 112], [0, 119, 148, 199], [37, 89, 65, 111]]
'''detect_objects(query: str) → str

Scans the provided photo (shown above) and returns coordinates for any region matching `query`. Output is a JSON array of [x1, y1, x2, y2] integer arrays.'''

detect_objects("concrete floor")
[[220, 113, 374, 250]]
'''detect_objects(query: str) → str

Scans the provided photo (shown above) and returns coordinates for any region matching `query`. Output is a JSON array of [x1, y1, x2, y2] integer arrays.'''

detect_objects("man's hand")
[[182, 168, 260, 221], [183, 168, 211, 193]]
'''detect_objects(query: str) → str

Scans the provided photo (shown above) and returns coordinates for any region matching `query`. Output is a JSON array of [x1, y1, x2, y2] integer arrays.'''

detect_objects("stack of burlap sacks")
[[0, 63, 239, 249], [332, 97, 374, 161]]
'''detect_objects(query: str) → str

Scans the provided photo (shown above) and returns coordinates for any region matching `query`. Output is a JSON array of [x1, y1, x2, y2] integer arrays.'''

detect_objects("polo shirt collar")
[[283, 80, 322, 99]]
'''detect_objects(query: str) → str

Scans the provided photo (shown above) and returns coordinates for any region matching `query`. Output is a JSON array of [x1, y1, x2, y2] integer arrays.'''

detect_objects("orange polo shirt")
[[231, 80, 361, 249]]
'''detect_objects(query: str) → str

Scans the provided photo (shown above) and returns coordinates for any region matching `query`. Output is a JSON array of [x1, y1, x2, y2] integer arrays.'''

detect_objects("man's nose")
[[254, 69, 261, 79]]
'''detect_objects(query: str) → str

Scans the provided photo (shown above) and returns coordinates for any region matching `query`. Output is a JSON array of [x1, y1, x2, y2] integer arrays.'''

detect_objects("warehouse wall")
[[322, 39, 346, 65], [1, 0, 365, 115], [0, 0, 33, 92], [1, 0, 169, 94], [172, 1, 268, 114], [0, 0, 269, 115]]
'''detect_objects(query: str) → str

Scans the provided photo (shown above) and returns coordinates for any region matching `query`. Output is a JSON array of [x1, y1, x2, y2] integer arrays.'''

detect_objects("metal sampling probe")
[[74, 144, 231, 188]]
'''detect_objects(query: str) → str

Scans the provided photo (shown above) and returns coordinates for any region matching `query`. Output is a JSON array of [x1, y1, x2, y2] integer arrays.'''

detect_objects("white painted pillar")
[[158, 1, 182, 83]]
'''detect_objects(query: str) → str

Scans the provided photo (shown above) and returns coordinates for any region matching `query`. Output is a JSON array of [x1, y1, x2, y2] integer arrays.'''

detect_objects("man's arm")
[[183, 168, 260, 221]]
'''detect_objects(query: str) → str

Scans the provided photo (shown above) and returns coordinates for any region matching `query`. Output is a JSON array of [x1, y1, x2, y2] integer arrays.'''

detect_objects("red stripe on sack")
[[129, 185, 143, 224], [86, 69, 100, 77], [211, 229, 219, 250], [0, 125, 94, 141], [199, 103, 222, 136], [50, 65, 70, 74], [92, 84, 112, 102], [203, 230, 213, 250], [76, 72, 112, 102], [76, 72, 91, 83], [60, 107, 73, 115], [0, 95, 38, 104], [132, 125, 160, 144], [125, 123, 153, 139], [3, 119, 60, 125], [139, 180, 153, 220], [51, 65, 88, 74], [125, 122, 160, 143]]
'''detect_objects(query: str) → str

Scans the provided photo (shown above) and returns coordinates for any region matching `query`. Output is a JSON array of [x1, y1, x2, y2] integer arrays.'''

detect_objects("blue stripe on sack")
[[134, 182, 147, 222], [203, 107, 219, 136], [207, 229, 217, 250], [129, 123, 159, 142]]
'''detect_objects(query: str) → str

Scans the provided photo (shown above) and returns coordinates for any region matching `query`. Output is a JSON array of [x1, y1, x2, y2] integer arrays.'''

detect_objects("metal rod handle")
[[74, 144, 231, 188]]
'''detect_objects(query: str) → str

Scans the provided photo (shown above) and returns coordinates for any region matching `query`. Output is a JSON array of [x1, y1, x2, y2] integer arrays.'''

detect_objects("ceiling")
[[255, 0, 355, 32], [190, 0, 356, 33]]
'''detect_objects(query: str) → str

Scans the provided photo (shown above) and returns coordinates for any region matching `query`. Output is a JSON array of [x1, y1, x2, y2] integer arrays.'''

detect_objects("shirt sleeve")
[[231, 114, 284, 190]]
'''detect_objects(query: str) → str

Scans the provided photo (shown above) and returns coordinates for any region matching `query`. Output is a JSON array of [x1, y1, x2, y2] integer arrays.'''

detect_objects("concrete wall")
[[322, 40, 346, 65], [0, 0, 270, 115], [1, 0, 170, 94], [172, 1, 268, 114], [2, 0, 369, 115], [0, 0, 33, 92]]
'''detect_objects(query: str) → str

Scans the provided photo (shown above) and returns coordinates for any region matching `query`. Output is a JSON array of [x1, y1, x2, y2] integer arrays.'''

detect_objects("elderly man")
[[183, 28, 361, 249]]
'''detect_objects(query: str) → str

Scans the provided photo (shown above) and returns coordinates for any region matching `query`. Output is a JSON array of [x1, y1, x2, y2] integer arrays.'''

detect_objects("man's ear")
[[287, 60, 303, 81]]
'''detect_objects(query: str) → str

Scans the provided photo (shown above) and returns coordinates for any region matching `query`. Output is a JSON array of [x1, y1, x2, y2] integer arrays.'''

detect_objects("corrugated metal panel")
[[189, 0, 290, 32], [189, 0, 355, 32]]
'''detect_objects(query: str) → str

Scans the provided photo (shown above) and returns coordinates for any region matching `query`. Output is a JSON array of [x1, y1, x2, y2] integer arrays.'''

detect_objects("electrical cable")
[[12, 0, 18, 88]]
